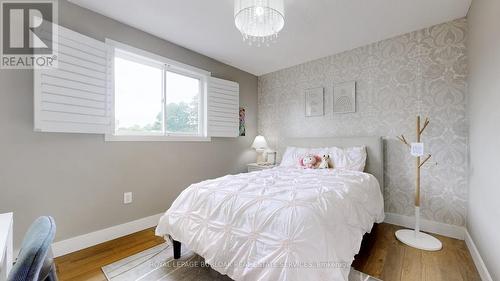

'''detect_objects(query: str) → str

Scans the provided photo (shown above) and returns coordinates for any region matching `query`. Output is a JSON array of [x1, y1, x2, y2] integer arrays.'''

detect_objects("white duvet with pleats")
[[156, 167, 385, 281]]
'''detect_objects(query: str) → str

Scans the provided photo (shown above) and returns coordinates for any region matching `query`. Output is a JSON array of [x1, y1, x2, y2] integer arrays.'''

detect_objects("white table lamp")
[[252, 135, 268, 164]]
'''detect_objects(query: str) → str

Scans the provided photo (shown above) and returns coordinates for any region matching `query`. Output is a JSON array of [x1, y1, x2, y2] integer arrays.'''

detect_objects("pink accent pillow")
[[280, 147, 328, 167], [299, 154, 321, 169]]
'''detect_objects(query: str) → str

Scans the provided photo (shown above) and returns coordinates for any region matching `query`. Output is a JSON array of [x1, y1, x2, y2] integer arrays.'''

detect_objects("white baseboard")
[[51, 213, 164, 257], [384, 212, 465, 240], [465, 230, 493, 281]]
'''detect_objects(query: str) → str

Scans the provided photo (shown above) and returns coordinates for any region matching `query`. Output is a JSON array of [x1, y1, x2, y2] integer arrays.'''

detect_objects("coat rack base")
[[395, 229, 442, 251]]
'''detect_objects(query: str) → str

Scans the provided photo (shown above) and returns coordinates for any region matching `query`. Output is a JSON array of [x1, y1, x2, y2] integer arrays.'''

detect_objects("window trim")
[[106, 39, 211, 77], [104, 135, 211, 142], [105, 39, 211, 142]]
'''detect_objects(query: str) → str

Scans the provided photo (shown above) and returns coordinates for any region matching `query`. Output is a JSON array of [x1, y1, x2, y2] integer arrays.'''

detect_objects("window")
[[34, 30, 240, 138], [107, 41, 209, 141], [165, 71, 201, 135], [114, 51, 164, 135]]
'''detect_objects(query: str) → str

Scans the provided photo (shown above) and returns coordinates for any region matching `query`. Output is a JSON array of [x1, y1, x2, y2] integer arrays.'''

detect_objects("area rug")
[[102, 243, 381, 281]]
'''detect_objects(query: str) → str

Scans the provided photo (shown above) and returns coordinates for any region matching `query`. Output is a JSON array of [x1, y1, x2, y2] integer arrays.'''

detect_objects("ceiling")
[[68, 0, 471, 76]]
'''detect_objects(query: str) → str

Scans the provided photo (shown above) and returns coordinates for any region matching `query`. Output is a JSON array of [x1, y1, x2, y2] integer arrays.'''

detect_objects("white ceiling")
[[68, 0, 471, 76]]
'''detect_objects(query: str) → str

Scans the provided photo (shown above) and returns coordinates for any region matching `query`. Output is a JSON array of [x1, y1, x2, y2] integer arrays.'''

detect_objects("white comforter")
[[156, 167, 384, 281]]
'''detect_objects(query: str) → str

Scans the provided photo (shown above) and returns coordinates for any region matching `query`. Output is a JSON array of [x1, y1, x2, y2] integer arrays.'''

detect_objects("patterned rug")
[[102, 243, 381, 281]]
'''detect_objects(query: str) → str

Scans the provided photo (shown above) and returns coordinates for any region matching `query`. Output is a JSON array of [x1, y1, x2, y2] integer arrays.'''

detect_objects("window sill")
[[104, 135, 212, 142]]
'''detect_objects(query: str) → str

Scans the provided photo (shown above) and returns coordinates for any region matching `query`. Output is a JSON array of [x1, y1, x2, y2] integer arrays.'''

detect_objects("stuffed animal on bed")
[[300, 154, 320, 169], [317, 154, 330, 169]]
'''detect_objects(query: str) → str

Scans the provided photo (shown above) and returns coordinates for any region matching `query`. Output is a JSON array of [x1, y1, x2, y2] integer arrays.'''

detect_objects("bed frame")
[[172, 136, 384, 259]]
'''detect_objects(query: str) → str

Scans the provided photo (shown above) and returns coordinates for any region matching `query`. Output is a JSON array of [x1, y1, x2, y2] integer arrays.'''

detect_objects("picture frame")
[[266, 151, 277, 165], [239, 107, 246, 136], [305, 87, 324, 117], [333, 81, 356, 113]]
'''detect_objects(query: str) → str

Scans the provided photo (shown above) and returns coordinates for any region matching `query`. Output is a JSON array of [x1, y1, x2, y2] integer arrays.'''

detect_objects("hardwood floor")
[[352, 224, 480, 281], [54, 223, 480, 281], [55, 228, 165, 281]]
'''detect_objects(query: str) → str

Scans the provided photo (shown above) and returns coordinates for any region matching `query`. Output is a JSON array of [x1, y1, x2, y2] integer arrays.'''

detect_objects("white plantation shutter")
[[34, 25, 110, 134], [33, 25, 239, 140], [207, 77, 239, 137]]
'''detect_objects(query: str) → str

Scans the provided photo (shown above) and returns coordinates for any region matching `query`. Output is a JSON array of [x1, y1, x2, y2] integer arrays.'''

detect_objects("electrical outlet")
[[124, 192, 133, 204]]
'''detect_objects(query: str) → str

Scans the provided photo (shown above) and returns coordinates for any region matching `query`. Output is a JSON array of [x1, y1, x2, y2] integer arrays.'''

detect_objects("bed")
[[155, 136, 385, 281]]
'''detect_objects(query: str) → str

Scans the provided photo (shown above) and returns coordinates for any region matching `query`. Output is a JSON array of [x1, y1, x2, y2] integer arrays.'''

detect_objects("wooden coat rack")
[[397, 116, 432, 207], [395, 116, 442, 251]]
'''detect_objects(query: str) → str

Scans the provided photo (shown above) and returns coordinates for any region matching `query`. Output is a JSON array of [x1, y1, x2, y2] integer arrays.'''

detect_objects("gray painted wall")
[[0, 0, 258, 247], [258, 19, 468, 227], [467, 0, 500, 279]]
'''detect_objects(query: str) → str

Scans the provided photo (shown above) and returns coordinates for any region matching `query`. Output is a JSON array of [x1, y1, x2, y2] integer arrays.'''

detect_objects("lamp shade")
[[251, 135, 268, 150]]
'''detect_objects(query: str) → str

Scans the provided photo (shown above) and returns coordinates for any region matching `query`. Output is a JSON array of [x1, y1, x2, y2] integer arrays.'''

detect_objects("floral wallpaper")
[[258, 18, 468, 226]]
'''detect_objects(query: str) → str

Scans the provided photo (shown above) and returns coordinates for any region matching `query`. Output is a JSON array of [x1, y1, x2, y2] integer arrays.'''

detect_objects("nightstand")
[[247, 163, 277, 172]]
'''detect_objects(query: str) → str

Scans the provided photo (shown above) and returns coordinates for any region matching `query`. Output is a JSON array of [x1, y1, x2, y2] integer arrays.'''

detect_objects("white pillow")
[[280, 145, 367, 171], [328, 146, 367, 172], [280, 146, 329, 167]]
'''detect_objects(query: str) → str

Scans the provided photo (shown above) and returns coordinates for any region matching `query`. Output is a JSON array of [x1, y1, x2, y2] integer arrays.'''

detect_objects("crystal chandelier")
[[234, 0, 285, 46]]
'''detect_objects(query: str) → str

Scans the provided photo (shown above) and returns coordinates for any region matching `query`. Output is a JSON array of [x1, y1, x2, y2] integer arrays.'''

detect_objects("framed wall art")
[[333, 81, 356, 113], [239, 107, 246, 136], [305, 87, 324, 117]]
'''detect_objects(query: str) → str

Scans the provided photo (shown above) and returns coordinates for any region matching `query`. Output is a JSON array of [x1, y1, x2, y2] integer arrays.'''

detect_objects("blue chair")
[[7, 216, 58, 281]]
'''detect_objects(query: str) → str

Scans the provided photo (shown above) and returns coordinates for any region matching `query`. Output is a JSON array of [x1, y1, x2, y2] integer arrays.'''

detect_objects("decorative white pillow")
[[281, 145, 367, 171], [327, 146, 367, 172], [280, 147, 300, 167]]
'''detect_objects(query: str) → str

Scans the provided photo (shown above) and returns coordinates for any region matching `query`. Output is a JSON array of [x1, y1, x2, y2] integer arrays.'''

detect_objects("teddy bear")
[[301, 154, 320, 169], [317, 154, 330, 169]]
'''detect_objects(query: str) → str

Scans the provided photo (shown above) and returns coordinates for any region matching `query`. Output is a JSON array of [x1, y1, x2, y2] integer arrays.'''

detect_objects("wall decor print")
[[239, 107, 246, 136], [333, 81, 356, 113], [305, 87, 324, 117]]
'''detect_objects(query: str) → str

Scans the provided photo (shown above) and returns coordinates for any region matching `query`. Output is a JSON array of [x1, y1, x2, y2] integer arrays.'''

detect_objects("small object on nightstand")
[[266, 151, 277, 165], [247, 163, 277, 172]]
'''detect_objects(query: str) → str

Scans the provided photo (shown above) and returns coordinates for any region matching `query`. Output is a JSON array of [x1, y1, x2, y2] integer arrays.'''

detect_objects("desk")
[[0, 213, 13, 281]]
